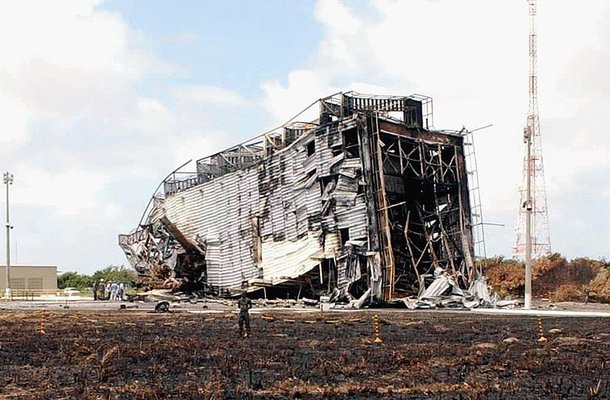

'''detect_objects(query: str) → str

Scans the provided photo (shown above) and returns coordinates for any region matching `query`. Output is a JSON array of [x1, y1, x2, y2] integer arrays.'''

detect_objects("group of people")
[[92, 279, 125, 301]]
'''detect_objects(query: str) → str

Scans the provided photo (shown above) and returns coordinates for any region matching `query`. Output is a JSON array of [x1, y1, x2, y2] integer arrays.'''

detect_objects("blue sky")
[[103, 0, 321, 99], [1, 0, 609, 275]]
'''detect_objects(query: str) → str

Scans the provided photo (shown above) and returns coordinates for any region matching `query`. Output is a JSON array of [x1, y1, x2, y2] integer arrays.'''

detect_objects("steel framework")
[[514, 0, 551, 261]]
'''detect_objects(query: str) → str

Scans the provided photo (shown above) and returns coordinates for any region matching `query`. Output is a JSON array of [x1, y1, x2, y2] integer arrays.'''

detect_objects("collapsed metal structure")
[[119, 92, 484, 302]]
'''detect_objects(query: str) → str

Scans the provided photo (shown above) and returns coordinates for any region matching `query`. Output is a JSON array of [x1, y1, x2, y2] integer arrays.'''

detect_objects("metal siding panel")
[[259, 233, 322, 281], [159, 116, 373, 291], [164, 169, 260, 289]]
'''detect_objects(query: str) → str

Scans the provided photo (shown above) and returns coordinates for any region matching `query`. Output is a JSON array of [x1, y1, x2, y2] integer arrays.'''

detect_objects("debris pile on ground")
[[386, 274, 520, 310], [0, 311, 608, 399], [129, 276, 513, 311]]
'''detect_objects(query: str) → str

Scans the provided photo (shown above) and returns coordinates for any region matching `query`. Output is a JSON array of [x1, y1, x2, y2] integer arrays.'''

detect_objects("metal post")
[[4, 172, 14, 300], [524, 131, 532, 310]]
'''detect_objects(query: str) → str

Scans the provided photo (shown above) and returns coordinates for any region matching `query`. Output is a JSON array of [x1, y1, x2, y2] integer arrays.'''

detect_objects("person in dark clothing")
[[98, 280, 106, 301], [237, 292, 252, 337], [93, 280, 99, 301]]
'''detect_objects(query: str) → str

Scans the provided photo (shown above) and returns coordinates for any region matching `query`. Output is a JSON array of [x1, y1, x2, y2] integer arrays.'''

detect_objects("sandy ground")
[[2, 297, 610, 316]]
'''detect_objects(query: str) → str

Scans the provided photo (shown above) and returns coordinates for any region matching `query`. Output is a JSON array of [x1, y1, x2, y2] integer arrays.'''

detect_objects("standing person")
[[237, 292, 252, 337], [110, 281, 118, 301], [98, 280, 106, 301], [92, 280, 99, 301], [118, 282, 125, 301]]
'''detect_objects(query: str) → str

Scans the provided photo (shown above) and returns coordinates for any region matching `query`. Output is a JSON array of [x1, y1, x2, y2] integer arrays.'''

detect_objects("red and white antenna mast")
[[514, 0, 551, 307]]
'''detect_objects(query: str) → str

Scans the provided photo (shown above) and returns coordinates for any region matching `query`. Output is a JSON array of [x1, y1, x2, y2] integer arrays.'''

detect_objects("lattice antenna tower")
[[514, 0, 551, 260]]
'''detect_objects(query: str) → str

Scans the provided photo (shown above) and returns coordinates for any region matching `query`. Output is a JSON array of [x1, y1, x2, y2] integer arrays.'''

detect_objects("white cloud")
[[135, 97, 176, 136], [11, 167, 110, 218], [315, 0, 361, 36], [0, 1, 137, 155], [261, 70, 335, 124], [1, 1, 123, 70], [0, 1, 237, 272], [171, 85, 249, 107], [163, 32, 198, 44], [168, 129, 227, 168], [0, 97, 31, 149]]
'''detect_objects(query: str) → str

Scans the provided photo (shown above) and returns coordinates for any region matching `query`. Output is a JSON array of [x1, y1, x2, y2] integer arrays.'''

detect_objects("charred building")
[[119, 92, 483, 302]]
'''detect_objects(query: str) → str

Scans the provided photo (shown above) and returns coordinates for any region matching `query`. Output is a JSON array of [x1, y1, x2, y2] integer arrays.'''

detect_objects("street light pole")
[[4, 172, 13, 300]]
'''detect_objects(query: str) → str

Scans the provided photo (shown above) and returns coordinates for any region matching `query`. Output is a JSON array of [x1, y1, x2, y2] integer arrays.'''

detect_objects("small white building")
[[0, 265, 58, 297]]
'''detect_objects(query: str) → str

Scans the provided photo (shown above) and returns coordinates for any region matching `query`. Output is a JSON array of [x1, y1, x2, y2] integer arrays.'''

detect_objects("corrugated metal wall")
[[163, 117, 371, 291]]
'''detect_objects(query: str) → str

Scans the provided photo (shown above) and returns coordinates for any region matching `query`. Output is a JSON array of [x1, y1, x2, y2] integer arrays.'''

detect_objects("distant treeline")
[[482, 253, 610, 303], [57, 265, 136, 290]]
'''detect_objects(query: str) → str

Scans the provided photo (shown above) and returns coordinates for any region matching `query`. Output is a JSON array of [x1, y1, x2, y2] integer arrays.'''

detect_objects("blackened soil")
[[0, 310, 608, 399]]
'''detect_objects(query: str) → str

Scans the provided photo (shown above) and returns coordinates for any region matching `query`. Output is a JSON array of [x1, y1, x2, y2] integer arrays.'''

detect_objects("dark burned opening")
[[370, 124, 473, 297], [340, 228, 350, 246], [307, 141, 315, 156], [319, 176, 333, 195], [343, 130, 360, 158]]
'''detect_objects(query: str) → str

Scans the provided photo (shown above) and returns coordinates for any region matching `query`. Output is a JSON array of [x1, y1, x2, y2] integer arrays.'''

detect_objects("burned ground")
[[0, 311, 608, 399]]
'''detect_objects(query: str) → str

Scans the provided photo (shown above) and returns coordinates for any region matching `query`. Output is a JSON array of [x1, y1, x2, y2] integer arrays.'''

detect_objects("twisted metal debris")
[[119, 92, 486, 303]]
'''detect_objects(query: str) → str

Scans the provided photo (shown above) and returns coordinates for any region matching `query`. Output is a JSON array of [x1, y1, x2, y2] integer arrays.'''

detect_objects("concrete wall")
[[0, 265, 58, 294]]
